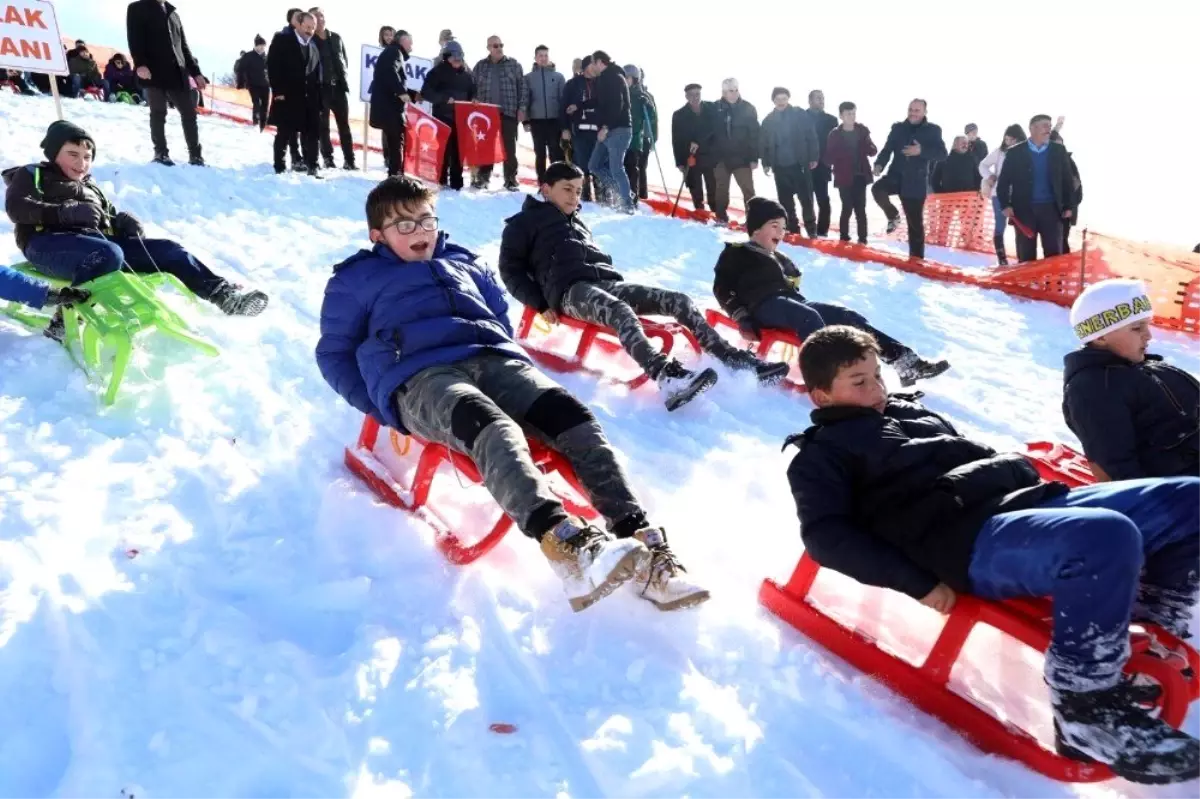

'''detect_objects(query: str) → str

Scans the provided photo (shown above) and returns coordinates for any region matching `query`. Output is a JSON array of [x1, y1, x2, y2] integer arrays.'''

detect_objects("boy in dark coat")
[[421, 41, 475, 190], [787, 325, 1199, 784], [824, 101, 876, 245], [499, 162, 789, 411], [3, 121, 268, 327], [713, 198, 948, 387], [1063, 279, 1198, 481], [238, 37, 270, 130], [871, 99, 947, 259], [315, 176, 708, 613]]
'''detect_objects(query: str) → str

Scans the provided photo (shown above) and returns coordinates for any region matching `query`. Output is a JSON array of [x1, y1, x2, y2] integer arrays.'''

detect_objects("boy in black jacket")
[[499, 162, 788, 411], [786, 325, 1199, 784], [1063, 279, 1198, 480]]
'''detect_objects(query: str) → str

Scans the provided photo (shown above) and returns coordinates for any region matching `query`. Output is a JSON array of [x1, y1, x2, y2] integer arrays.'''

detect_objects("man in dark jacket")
[[996, 114, 1077, 261], [525, 46, 566, 183], [965, 123, 988, 188], [587, 51, 634, 212], [671, 83, 717, 212], [561, 56, 601, 202], [268, 12, 323, 177], [1063, 279, 1198, 481], [472, 35, 528, 190], [713, 78, 759, 223], [871, 98, 947, 259], [237, 37, 270, 130], [311, 7, 355, 170], [369, 32, 407, 177], [499, 162, 788, 411], [805, 90, 838, 237], [126, 0, 206, 166], [759, 87, 819, 236], [931, 136, 978, 193], [422, 41, 475, 190], [787, 324, 1199, 785]]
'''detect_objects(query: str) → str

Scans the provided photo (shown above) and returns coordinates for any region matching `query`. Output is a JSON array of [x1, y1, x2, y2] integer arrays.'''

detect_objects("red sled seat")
[[343, 415, 598, 564], [1025, 440, 1096, 487], [81, 85, 105, 101], [516, 305, 702, 389], [704, 308, 807, 394], [760, 441, 1198, 783]]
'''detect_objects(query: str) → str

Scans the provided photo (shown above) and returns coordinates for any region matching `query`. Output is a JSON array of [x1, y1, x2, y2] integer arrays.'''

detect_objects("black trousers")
[[382, 121, 405, 176], [248, 86, 269, 130], [319, 85, 355, 165], [773, 164, 816, 235], [274, 118, 318, 170], [440, 124, 463, 189], [529, 118, 564, 182], [811, 165, 832, 235], [1015, 203, 1065, 262], [684, 165, 716, 211], [838, 176, 870, 243], [478, 115, 520, 185], [873, 176, 927, 258], [146, 87, 201, 159]]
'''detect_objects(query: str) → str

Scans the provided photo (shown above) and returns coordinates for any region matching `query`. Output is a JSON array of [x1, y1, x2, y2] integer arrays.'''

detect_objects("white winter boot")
[[541, 518, 651, 612], [629, 527, 711, 611]]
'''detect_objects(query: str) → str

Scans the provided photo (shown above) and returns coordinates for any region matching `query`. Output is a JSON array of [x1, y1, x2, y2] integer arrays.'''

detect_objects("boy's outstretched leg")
[[119, 237, 268, 316], [804, 300, 949, 386], [395, 360, 650, 612]]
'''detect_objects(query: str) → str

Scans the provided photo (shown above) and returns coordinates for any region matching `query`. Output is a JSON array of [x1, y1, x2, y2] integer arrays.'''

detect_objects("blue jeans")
[[969, 477, 1200, 692], [23, 232, 226, 299], [588, 127, 633, 210], [752, 295, 908, 363], [991, 194, 1007, 236]]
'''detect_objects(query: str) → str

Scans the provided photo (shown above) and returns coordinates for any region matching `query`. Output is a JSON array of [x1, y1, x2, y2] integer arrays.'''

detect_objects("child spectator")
[[1063, 279, 1198, 480], [67, 46, 109, 100], [824, 101, 877, 245], [104, 53, 142, 103], [315, 176, 709, 612], [787, 324, 1199, 784]]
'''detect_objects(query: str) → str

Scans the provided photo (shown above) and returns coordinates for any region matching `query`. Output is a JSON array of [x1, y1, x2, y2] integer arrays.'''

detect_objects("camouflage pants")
[[560, 280, 744, 378], [393, 354, 645, 539]]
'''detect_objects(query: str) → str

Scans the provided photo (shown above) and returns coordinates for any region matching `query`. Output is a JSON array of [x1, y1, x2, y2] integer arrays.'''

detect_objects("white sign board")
[[359, 43, 433, 103], [0, 0, 67, 75]]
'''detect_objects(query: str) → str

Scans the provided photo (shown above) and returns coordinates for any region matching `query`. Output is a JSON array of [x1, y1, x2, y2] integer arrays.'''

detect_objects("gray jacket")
[[525, 64, 565, 121]]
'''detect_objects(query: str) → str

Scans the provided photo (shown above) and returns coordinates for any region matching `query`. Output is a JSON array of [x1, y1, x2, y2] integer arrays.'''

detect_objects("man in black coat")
[[871, 99, 948, 259], [369, 34, 408, 177], [311, 7, 355, 170], [268, 12, 323, 176], [422, 41, 475, 189], [805, 90, 838, 237], [996, 114, 1077, 261], [965, 123, 988, 188], [671, 83, 717, 212], [126, 0, 206, 166], [237, 36, 270, 131], [760, 87, 820, 236]]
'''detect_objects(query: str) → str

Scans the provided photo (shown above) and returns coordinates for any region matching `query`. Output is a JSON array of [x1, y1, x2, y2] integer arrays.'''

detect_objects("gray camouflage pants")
[[393, 354, 645, 539], [560, 280, 744, 378]]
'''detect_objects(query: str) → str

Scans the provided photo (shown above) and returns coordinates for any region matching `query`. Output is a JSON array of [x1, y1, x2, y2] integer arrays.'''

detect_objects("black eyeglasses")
[[386, 216, 438, 235]]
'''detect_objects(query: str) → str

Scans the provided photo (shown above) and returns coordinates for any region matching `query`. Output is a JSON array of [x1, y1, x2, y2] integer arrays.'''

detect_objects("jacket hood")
[[1064, 346, 1161, 382], [332, 231, 454, 272], [2, 162, 57, 187]]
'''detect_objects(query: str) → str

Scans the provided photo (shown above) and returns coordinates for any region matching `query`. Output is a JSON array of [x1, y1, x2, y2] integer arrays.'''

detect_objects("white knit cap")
[[1069, 279, 1154, 344]]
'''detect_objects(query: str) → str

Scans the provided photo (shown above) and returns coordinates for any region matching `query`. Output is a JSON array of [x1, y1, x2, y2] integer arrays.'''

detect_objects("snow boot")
[[152, 154, 175, 167], [629, 527, 710, 611], [540, 518, 650, 612], [209, 282, 269, 317], [188, 154, 206, 167], [1052, 682, 1199, 784], [885, 216, 901, 234], [892, 351, 951, 387], [994, 235, 1008, 265], [655, 359, 718, 412], [43, 307, 65, 342], [723, 349, 790, 386]]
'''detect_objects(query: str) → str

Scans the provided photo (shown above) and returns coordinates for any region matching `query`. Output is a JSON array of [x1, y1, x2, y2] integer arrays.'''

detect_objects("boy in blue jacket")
[[315, 176, 708, 613], [1063, 279, 1198, 481], [786, 325, 1198, 784]]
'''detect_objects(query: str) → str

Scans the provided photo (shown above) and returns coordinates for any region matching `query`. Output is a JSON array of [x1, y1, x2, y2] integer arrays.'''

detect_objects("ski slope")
[[0, 95, 1197, 798]]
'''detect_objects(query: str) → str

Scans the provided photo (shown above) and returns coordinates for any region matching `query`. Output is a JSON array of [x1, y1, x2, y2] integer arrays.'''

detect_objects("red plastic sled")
[[1025, 440, 1096, 487], [704, 308, 808, 394], [516, 305, 701, 389], [760, 444, 1198, 782], [344, 415, 598, 564]]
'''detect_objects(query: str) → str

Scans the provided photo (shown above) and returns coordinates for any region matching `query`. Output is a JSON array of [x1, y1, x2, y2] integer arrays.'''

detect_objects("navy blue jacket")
[[874, 119, 947, 199], [315, 234, 530, 431], [786, 394, 1063, 597], [1063, 348, 1199, 480], [498, 195, 623, 313]]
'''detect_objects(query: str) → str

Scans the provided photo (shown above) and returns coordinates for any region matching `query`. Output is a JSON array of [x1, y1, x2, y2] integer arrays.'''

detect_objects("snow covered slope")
[[0, 95, 1196, 798]]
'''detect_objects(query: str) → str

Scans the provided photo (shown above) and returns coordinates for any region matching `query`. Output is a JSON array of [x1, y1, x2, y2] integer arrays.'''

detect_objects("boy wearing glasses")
[[316, 177, 709, 613]]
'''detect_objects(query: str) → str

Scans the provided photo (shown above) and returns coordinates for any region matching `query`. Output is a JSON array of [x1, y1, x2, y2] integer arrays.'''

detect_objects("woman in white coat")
[[978, 123, 1027, 264]]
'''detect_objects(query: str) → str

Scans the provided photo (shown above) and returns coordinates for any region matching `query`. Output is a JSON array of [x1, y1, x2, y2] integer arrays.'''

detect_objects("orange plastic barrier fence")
[[892, 191, 998, 254]]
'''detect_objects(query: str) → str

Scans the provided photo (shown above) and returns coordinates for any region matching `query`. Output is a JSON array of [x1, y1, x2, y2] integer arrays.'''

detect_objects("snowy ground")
[[0, 94, 1197, 798]]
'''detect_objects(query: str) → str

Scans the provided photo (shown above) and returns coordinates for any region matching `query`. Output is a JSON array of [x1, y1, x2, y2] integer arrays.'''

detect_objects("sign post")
[[0, 0, 69, 119]]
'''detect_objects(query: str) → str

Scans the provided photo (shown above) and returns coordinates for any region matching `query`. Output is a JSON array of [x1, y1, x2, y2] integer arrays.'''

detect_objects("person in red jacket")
[[824, 102, 877, 245]]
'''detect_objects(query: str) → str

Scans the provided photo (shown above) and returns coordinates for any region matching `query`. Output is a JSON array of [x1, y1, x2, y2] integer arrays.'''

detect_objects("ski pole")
[[671, 156, 694, 217]]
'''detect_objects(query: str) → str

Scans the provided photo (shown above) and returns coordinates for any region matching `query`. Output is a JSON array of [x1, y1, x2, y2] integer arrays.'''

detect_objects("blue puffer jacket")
[[315, 234, 531, 431]]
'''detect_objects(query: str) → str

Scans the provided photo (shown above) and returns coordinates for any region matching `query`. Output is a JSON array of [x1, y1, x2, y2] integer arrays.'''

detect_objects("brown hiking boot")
[[540, 518, 650, 612]]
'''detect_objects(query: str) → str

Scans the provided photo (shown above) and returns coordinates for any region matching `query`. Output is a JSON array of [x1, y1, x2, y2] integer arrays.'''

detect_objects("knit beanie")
[[41, 120, 95, 162], [745, 197, 787, 234], [1069, 279, 1154, 344], [254, 34, 266, 46]]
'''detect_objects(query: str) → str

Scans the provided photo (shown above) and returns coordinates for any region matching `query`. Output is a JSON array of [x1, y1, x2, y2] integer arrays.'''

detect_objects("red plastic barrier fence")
[[892, 191, 998, 254]]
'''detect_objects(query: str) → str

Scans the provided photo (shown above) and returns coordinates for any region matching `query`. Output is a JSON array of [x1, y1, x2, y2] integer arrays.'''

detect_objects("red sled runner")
[[760, 440, 1199, 782]]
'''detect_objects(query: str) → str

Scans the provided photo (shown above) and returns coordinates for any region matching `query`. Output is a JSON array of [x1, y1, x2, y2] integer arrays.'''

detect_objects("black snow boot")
[[655, 359, 718, 412], [892, 351, 951, 387], [722, 348, 790, 386], [1052, 682, 1200, 784], [994, 235, 1008, 265], [43, 307, 66, 342], [209, 282, 269, 317]]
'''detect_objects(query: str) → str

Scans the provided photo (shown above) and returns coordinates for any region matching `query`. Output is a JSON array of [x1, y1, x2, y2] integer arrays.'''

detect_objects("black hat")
[[772, 86, 790, 99], [745, 197, 787, 234], [254, 34, 266, 46], [41, 120, 95, 162]]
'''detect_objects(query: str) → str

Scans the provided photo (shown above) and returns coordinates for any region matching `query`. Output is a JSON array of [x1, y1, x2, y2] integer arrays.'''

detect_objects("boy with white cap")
[[1063, 279, 1198, 480]]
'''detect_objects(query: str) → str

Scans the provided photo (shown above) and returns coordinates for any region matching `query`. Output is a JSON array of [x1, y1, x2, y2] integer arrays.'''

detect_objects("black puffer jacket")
[[715, 98, 760, 168], [498, 195, 623, 312], [712, 241, 801, 319], [422, 59, 475, 126], [786, 395, 1064, 597], [1063, 348, 1199, 480], [3, 163, 117, 253]]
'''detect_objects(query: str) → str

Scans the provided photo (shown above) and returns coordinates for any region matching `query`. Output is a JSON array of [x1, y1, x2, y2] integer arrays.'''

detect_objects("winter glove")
[[46, 286, 91, 307], [732, 308, 761, 340], [112, 211, 144, 238], [57, 201, 107, 230]]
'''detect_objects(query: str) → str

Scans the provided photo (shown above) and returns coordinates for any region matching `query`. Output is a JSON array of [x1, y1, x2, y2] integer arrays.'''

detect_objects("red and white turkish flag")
[[403, 104, 451, 183], [454, 101, 505, 167]]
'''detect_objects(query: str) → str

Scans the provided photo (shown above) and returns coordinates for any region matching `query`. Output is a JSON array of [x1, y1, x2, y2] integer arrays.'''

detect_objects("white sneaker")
[[540, 518, 650, 612], [629, 527, 710, 611]]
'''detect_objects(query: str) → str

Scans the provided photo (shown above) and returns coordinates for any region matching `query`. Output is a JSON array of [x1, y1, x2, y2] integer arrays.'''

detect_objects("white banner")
[[0, 0, 67, 75], [359, 43, 433, 103]]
